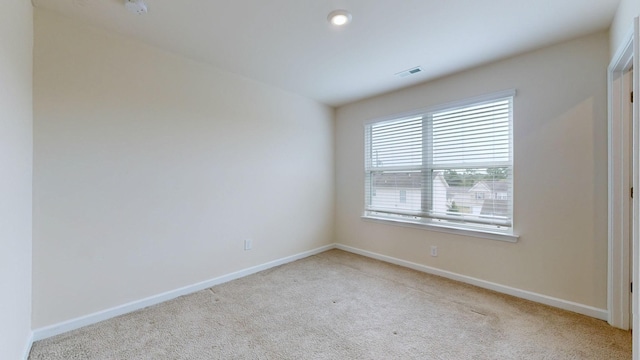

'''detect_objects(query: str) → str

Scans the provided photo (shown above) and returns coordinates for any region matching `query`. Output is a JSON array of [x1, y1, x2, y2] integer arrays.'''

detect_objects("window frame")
[[362, 90, 518, 242], [399, 189, 407, 203]]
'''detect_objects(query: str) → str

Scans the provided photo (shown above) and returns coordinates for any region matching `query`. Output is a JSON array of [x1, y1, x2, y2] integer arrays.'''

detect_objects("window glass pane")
[[432, 167, 511, 225], [369, 171, 423, 214]]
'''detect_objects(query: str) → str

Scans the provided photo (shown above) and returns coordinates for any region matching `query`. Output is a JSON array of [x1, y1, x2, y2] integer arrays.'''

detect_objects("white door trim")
[[632, 16, 639, 360], [608, 20, 636, 331]]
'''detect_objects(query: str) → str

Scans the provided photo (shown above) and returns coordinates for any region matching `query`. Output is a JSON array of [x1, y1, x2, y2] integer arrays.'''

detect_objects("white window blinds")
[[364, 93, 514, 230]]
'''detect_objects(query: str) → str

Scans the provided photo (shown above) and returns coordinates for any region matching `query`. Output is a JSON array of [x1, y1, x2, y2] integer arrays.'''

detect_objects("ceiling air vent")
[[395, 66, 423, 78]]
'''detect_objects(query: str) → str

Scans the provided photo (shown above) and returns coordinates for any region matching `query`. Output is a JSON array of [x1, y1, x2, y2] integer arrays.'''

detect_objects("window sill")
[[361, 215, 519, 243]]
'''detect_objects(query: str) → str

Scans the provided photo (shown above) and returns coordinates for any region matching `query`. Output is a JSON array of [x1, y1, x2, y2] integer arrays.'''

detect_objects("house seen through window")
[[364, 92, 514, 233]]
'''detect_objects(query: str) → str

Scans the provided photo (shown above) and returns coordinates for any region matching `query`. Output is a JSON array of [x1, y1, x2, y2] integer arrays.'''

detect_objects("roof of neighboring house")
[[373, 172, 422, 188], [480, 199, 509, 217], [447, 186, 472, 199], [373, 171, 448, 189], [470, 180, 510, 193]]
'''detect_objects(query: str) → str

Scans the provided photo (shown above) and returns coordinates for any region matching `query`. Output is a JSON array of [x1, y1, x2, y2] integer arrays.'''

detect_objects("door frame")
[[608, 16, 639, 358], [608, 24, 634, 330]]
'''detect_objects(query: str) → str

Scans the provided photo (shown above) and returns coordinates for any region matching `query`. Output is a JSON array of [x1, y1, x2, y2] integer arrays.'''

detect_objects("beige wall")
[[0, 0, 33, 358], [335, 32, 609, 309], [33, 9, 334, 328], [610, 0, 640, 57]]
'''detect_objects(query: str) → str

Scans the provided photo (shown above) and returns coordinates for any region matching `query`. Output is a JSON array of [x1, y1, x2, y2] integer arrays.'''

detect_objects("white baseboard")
[[335, 244, 608, 321], [22, 331, 33, 360], [32, 242, 609, 343], [32, 244, 335, 341]]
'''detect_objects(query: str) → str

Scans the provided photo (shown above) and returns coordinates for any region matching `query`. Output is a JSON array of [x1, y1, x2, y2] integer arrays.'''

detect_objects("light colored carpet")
[[30, 249, 631, 359]]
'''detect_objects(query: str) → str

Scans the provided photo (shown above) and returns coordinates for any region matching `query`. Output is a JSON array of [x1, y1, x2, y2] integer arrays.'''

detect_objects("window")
[[364, 92, 514, 234]]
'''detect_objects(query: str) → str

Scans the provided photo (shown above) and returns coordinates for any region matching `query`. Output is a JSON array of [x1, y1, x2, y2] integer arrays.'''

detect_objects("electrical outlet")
[[430, 246, 438, 257], [244, 239, 252, 251]]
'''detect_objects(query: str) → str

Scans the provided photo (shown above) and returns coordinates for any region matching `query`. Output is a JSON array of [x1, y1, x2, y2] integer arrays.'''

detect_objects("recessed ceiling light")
[[328, 10, 352, 26]]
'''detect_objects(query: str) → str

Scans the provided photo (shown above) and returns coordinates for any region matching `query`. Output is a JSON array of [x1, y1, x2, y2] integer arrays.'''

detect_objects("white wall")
[[33, 9, 334, 328], [336, 32, 609, 309], [610, 0, 640, 57], [0, 0, 33, 358]]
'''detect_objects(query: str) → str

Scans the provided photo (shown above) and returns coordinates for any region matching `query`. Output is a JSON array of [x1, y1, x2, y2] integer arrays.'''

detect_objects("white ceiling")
[[33, 0, 621, 107]]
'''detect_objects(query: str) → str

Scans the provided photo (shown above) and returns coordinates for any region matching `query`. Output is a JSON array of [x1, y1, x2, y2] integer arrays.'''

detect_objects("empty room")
[[2, 0, 640, 359]]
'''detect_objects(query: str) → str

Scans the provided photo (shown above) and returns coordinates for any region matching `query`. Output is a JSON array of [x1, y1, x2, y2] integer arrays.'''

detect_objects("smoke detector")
[[125, 0, 147, 15]]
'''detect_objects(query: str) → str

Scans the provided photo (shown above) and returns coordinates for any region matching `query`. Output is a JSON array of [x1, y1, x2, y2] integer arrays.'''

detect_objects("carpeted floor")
[[29, 249, 631, 359]]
